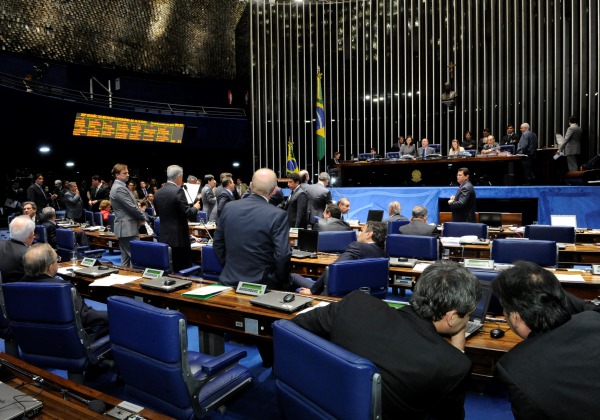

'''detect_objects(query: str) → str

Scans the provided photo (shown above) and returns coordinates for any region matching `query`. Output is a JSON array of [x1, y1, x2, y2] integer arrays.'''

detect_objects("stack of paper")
[[182, 285, 232, 300]]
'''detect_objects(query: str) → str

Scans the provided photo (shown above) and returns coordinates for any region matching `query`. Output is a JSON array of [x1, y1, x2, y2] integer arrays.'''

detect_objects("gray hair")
[[318, 172, 330, 181], [166, 165, 184, 181], [388, 201, 401, 215], [41, 207, 56, 223], [9, 215, 35, 242], [23, 243, 56, 278], [411, 205, 428, 219], [520, 123, 530, 131]]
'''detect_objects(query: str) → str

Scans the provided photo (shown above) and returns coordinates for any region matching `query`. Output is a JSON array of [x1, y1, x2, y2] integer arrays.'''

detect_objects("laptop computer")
[[250, 291, 313, 313], [0, 382, 43, 420], [73, 266, 119, 278], [389, 257, 418, 268], [367, 209, 384, 222], [291, 228, 319, 259], [550, 214, 577, 229], [140, 276, 193, 292], [465, 281, 493, 338]]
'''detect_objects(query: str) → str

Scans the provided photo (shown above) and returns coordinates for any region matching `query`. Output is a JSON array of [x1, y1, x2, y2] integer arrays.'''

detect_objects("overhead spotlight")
[[39, 146, 50, 153], [65, 161, 75, 167]]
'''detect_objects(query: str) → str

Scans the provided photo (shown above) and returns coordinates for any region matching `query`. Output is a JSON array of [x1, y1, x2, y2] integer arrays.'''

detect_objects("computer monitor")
[[366, 209, 384, 222], [479, 212, 502, 228], [550, 214, 577, 228]]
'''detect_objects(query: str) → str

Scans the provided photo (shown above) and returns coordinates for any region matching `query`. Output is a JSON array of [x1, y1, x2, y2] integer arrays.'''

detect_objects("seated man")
[[317, 203, 352, 231], [0, 215, 36, 282], [417, 138, 436, 158], [399, 205, 439, 237], [293, 260, 481, 419], [480, 135, 500, 154], [40, 206, 58, 248], [294, 221, 388, 295], [21, 243, 109, 336], [492, 261, 600, 419], [382, 200, 407, 223]]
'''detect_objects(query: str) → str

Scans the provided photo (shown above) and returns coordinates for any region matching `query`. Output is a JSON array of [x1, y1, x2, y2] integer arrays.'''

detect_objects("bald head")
[[252, 168, 278, 197]]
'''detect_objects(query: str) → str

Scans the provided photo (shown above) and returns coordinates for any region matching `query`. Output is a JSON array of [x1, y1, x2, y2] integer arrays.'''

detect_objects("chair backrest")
[[152, 217, 160, 239], [464, 149, 477, 157], [386, 152, 400, 159], [130, 240, 173, 273], [201, 245, 223, 280], [0, 271, 18, 357], [317, 231, 357, 253], [357, 153, 375, 160], [442, 222, 488, 239], [55, 228, 92, 261], [197, 211, 208, 223], [524, 225, 576, 244], [387, 219, 410, 234], [107, 213, 116, 232], [429, 143, 441, 153], [491, 239, 558, 267], [93, 212, 104, 227], [273, 319, 381, 420], [2, 282, 110, 381], [499, 144, 515, 154], [55, 210, 66, 219], [34, 225, 47, 243], [325, 258, 389, 298], [386, 234, 439, 260], [107, 296, 251, 419], [84, 210, 94, 225], [145, 207, 155, 217]]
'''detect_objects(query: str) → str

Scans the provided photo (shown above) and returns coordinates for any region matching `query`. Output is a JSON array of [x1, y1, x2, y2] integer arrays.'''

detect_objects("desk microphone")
[[182, 184, 194, 205], [198, 217, 214, 244]]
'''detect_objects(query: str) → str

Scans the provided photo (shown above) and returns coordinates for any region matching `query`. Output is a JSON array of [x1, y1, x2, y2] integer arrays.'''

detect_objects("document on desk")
[[89, 274, 142, 286], [413, 262, 432, 273], [554, 273, 586, 283], [182, 285, 232, 300], [440, 237, 461, 246]]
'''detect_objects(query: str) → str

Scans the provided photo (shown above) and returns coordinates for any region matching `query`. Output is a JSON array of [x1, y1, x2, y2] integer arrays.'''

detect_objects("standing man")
[[88, 175, 109, 212], [63, 181, 84, 222], [215, 176, 236, 220], [213, 168, 290, 291], [492, 261, 600, 419], [448, 167, 476, 222], [517, 123, 538, 185], [154, 165, 201, 272], [501, 124, 519, 146], [284, 173, 308, 229], [558, 115, 582, 172], [27, 174, 57, 216], [109, 163, 147, 267], [306, 172, 333, 222], [202, 175, 218, 222]]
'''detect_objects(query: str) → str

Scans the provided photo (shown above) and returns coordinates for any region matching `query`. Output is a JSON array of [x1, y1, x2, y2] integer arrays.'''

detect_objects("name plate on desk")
[[464, 259, 495, 269], [80, 257, 97, 267], [592, 264, 600, 275], [236, 282, 266, 296], [142, 268, 165, 279]]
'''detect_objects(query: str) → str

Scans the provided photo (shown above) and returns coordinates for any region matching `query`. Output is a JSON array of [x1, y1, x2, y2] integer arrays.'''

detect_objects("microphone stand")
[[182, 184, 194, 205], [198, 217, 214, 244]]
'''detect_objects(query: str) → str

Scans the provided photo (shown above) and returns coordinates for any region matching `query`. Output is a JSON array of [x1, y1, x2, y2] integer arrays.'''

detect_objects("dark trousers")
[[171, 245, 193, 272]]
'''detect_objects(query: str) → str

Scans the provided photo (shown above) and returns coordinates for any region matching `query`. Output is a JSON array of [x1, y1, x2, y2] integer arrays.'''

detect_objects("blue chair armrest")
[[201, 349, 247, 375], [178, 265, 202, 277]]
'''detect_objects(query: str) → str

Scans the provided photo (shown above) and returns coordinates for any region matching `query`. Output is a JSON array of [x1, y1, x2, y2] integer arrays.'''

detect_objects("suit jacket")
[[382, 214, 408, 223], [448, 180, 476, 222], [317, 217, 352, 232], [293, 291, 471, 419], [63, 190, 83, 220], [310, 241, 387, 295], [27, 182, 50, 211], [216, 188, 235, 219], [201, 185, 217, 222], [501, 132, 520, 146], [497, 311, 600, 420], [417, 146, 436, 158], [0, 239, 28, 282], [109, 179, 146, 238], [399, 220, 439, 237], [285, 187, 308, 229], [306, 182, 333, 220], [559, 124, 582, 156], [89, 185, 109, 212], [154, 182, 198, 248], [213, 194, 290, 289], [516, 130, 538, 156], [43, 220, 58, 249]]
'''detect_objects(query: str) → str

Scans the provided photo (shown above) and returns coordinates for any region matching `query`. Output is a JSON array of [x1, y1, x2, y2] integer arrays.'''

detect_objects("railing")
[[0, 71, 246, 119]]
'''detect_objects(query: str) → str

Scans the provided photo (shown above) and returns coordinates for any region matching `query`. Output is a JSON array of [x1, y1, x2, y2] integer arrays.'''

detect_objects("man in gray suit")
[[306, 172, 333, 223], [201, 174, 217, 221], [318, 204, 352, 231], [399, 206, 439, 238], [558, 115, 582, 172], [109, 163, 147, 267]]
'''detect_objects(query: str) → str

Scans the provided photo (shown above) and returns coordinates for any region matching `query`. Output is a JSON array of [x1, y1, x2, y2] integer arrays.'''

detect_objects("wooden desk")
[[576, 230, 600, 244], [439, 212, 523, 226], [83, 230, 153, 250], [0, 352, 169, 419], [188, 223, 216, 239], [464, 325, 522, 379]]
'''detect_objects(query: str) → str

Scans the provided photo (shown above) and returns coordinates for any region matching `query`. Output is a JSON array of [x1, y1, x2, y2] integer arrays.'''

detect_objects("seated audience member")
[[99, 199, 112, 224], [22, 201, 42, 224], [391, 136, 405, 152], [478, 128, 491, 152], [293, 260, 481, 419], [337, 197, 351, 221], [462, 131, 476, 151], [127, 181, 139, 200], [492, 261, 600, 419], [137, 199, 155, 236], [0, 215, 36, 282], [382, 201, 407, 223], [40, 206, 58, 248], [22, 243, 108, 335], [399, 135, 417, 157], [417, 138, 436, 158], [295, 221, 388, 295], [481, 135, 500, 154], [448, 139, 465, 156], [317, 204, 352, 231], [399, 205, 439, 237]]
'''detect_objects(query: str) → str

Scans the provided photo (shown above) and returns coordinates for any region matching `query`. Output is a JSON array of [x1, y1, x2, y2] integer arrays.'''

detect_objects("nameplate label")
[[592, 264, 600, 275], [80, 257, 97, 267], [464, 259, 495, 269], [142, 268, 164, 279], [236, 282, 266, 296]]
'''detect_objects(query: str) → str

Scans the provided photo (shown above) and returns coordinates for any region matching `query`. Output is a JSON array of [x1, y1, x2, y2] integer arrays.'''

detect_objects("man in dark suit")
[[382, 201, 408, 223], [558, 115, 583, 172], [0, 215, 36, 282], [27, 174, 56, 216], [306, 172, 333, 222], [417, 138, 436, 158], [215, 176, 236, 220], [448, 167, 476, 222], [88, 175, 109, 212], [214, 168, 290, 290], [399, 205, 439, 237], [283, 173, 308, 229], [317, 204, 351, 231], [295, 221, 388, 295], [517, 122, 538, 184], [492, 261, 600, 419], [294, 261, 481, 419], [500, 124, 519, 146], [153, 165, 201, 272]]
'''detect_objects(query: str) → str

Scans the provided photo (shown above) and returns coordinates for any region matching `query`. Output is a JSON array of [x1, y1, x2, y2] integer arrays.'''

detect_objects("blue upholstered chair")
[[34, 224, 48, 243], [442, 222, 488, 239], [467, 269, 503, 315], [499, 144, 515, 154], [273, 319, 381, 420], [55, 228, 102, 261], [464, 149, 477, 157], [55, 210, 66, 219], [387, 219, 410, 234], [84, 210, 94, 225], [324, 258, 389, 299], [386, 152, 400, 159], [386, 234, 439, 261], [93, 212, 104, 227], [0, 271, 19, 358], [152, 217, 160, 240], [197, 211, 208, 223], [107, 296, 252, 419], [1, 282, 111, 383], [429, 144, 441, 154], [357, 153, 375, 161], [130, 240, 200, 276], [200, 245, 223, 281], [107, 213, 116, 232], [317, 230, 357, 253], [145, 207, 155, 217], [524, 225, 576, 244], [491, 239, 558, 267]]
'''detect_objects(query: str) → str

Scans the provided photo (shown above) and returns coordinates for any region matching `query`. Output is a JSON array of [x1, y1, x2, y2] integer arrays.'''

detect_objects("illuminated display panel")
[[73, 113, 184, 143]]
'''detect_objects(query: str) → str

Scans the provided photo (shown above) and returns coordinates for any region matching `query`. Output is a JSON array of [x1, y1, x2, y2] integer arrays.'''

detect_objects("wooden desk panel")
[[83, 230, 153, 250], [439, 212, 523, 226]]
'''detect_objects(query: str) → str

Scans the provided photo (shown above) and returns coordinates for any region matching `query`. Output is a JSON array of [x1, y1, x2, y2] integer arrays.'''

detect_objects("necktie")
[[422, 148, 425, 158]]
